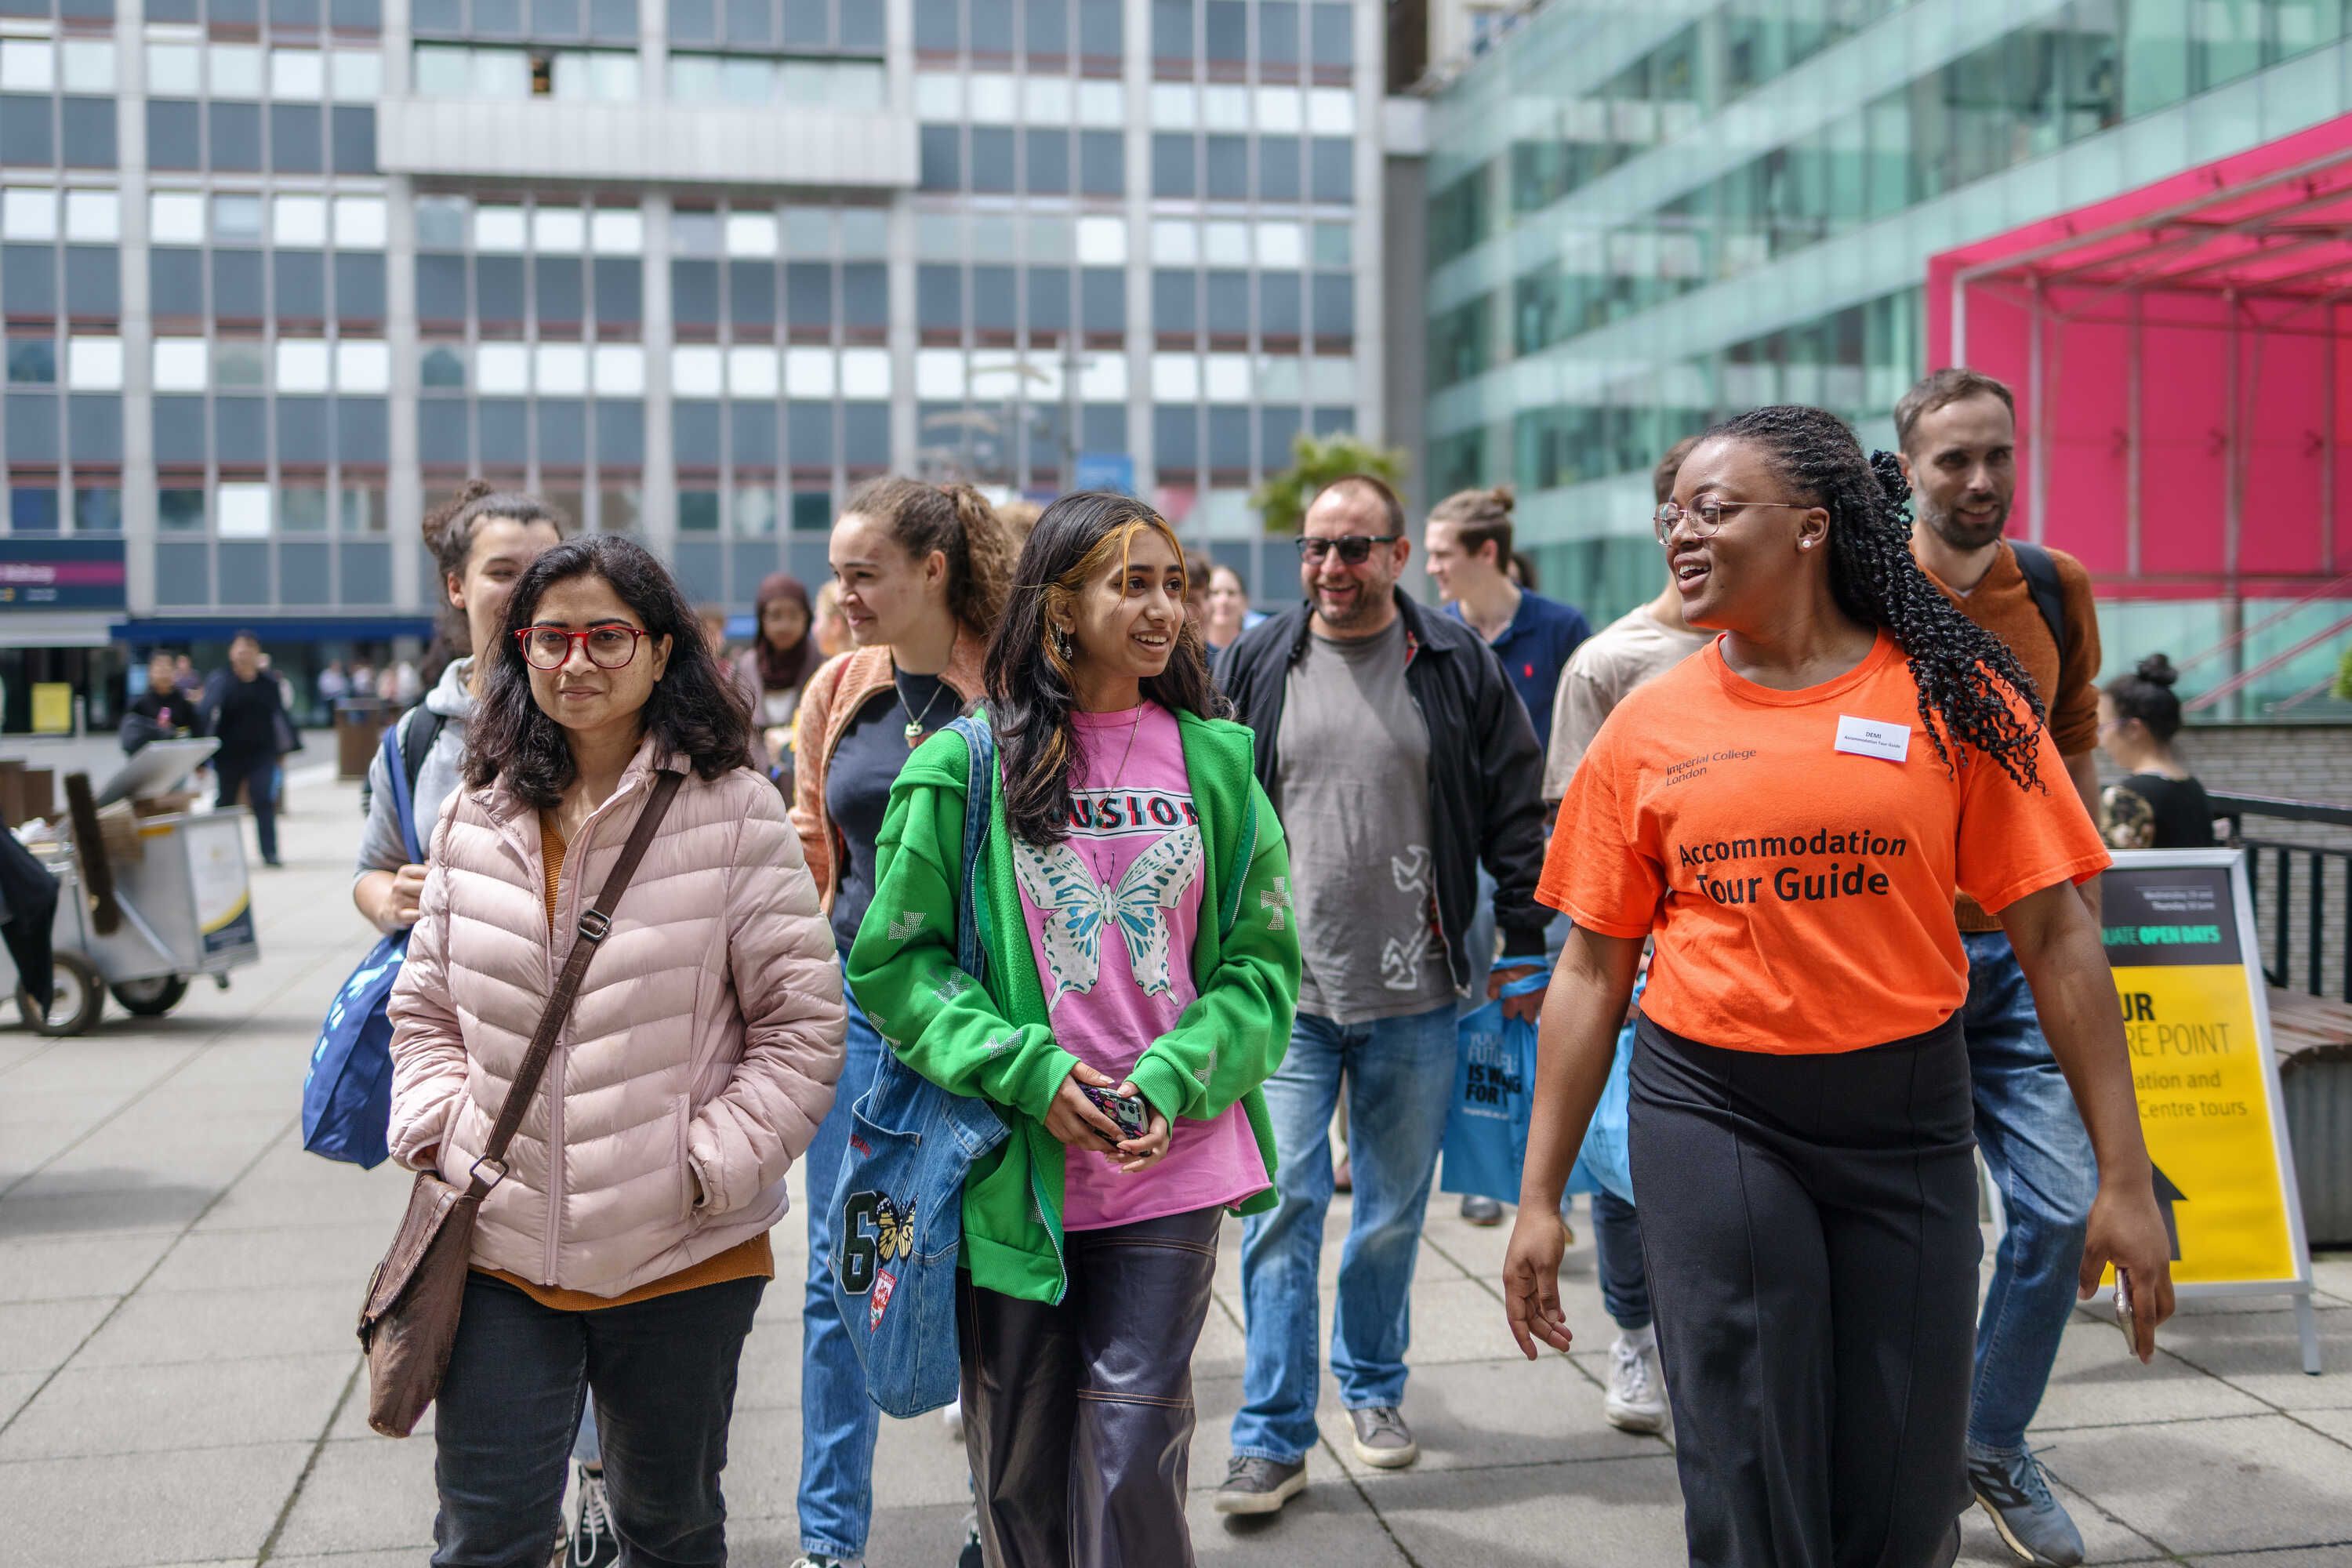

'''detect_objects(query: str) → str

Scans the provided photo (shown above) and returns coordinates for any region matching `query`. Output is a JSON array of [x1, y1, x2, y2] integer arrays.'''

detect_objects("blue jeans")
[[796, 968, 885, 1560], [1962, 930, 2098, 1455], [1591, 1189, 1650, 1332], [215, 754, 280, 864], [432, 1272, 764, 1568], [1232, 1002, 1458, 1464]]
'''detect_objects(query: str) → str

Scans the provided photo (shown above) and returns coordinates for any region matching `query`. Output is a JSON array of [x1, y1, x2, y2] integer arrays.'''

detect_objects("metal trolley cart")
[[5, 741, 262, 1035]]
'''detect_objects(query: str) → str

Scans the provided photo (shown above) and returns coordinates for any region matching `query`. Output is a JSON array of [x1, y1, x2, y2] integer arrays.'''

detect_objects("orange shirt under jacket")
[[1538, 631, 2110, 1054]]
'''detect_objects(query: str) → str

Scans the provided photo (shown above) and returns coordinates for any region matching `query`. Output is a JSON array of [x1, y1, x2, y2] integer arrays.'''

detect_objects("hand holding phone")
[[2114, 1266, 2136, 1351], [1080, 1082, 1151, 1141]]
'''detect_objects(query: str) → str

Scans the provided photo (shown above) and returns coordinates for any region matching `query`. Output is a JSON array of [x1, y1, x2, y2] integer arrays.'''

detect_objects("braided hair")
[[1708, 405, 2047, 790]]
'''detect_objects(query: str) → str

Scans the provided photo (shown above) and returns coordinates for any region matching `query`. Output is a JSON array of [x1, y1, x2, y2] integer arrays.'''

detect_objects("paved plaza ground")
[[3, 770, 2350, 1567]]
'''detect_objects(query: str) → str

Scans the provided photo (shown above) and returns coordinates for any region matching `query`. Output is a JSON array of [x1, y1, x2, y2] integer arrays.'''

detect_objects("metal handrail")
[[2209, 793, 2352, 999]]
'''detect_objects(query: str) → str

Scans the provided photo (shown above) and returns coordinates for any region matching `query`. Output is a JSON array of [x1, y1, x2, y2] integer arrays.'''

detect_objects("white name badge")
[[1834, 714, 1911, 763]]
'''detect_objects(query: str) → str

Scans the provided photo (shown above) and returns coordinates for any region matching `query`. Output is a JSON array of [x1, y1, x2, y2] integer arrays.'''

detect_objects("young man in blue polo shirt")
[[1424, 482, 1591, 1223]]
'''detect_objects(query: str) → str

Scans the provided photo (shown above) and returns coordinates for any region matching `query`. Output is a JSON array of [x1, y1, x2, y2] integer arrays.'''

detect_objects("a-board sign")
[[2101, 849, 2319, 1369]]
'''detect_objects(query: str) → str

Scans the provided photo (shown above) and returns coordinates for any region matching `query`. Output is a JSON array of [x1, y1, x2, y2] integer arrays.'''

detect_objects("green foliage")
[[1250, 431, 1408, 535], [2336, 642, 2352, 702]]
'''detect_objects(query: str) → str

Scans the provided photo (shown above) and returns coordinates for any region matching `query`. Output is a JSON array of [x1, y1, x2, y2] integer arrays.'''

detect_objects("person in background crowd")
[[349, 659, 376, 703], [1202, 564, 1264, 658], [811, 580, 854, 662], [996, 496, 1044, 550], [1212, 474, 1552, 1513], [1424, 482, 1592, 1225], [1898, 367, 2111, 1566], [387, 533, 845, 1568], [1507, 405, 2173, 1568], [1508, 551, 1538, 590], [203, 631, 292, 869], [1535, 434, 1712, 1439], [737, 573, 817, 788], [318, 660, 351, 710], [2097, 655, 2216, 850], [122, 648, 206, 753], [849, 492, 1301, 1568], [172, 654, 204, 702], [789, 477, 1012, 1568], [1183, 550, 1214, 635], [697, 604, 768, 775]]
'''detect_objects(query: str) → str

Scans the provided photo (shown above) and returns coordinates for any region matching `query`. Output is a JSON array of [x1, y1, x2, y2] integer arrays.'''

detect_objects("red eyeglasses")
[[514, 624, 651, 670]]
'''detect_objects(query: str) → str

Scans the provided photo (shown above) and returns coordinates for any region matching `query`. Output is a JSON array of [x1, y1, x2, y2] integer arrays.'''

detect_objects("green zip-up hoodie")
[[845, 708, 1300, 1305]]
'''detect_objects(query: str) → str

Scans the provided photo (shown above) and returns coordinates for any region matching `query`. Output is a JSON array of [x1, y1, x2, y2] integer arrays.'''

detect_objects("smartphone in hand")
[[2114, 1266, 2136, 1350], [1079, 1083, 1150, 1142]]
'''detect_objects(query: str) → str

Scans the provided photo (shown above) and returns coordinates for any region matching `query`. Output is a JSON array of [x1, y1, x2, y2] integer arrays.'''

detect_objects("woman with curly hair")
[[1499, 405, 2176, 1566], [387, 534, 844, 1567], [847, 492, 1299, 1567]]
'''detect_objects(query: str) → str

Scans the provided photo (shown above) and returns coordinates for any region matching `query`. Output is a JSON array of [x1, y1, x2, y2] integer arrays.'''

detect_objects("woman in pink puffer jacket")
[[387, 533, 844, 1568]]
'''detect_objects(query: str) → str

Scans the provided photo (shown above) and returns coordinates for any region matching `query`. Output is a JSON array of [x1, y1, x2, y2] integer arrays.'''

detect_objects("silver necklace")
[[1082, 706, 1148, 884], [896, 670, 947, 746]]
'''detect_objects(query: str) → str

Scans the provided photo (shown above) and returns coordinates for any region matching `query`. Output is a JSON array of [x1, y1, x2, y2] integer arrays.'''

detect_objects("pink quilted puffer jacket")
[[387, 740, 845, 1298]]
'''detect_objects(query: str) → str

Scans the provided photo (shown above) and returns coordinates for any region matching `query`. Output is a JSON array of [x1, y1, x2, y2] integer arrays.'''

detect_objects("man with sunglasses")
[[1211, 474, 1551, 1515]]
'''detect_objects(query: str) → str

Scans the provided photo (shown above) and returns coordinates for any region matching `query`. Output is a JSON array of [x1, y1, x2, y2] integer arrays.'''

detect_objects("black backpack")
[[358, 708, 448, 823], [2009, 539, 2069, 667]]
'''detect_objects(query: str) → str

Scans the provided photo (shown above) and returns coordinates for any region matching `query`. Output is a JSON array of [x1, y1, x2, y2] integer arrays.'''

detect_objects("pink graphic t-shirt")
[[1013, 702, 1270, 1231]]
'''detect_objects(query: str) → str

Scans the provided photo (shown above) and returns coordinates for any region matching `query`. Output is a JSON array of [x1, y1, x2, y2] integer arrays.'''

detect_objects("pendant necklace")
[[897, 670, 947, 747], [1083, 704, 1147, 884]]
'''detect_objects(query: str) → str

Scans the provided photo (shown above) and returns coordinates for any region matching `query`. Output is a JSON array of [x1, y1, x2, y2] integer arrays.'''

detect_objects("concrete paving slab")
[[0, 1348, 356, 1460], [1951, 1465, 2170, 1564], [0, 1439, 311, 1567], [2289, 1406, 2352, 1446], [2038, 1413, 2352, 1554], [2154, 1309, 2352, 1409], [724, 1400, 977, 1521], [2187, 1550, 2352, 1566], [1191, 1478, 1409, 1567], [267, 1434, 437, 1558], [0, 1176, 218, 1240], [1319, 1353, 1662, 1479], [1351, 1453, 1689, 1566], [0, 1230, 176, 1303], [0, 1294, 114, 1374], [74, 1282, 362, 1367], [140, 1221, 389, 1293], [194, 1166, 413, 1232], [0, 1369, 46, 1426], [2031, 1314, 2272, 1432]]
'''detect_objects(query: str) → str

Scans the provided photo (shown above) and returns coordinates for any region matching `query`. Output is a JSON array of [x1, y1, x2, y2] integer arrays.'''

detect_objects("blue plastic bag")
[[1439, 972, 1635, 1207], [828, 716, 1008, 1418], [300, 724, 422, 1169]]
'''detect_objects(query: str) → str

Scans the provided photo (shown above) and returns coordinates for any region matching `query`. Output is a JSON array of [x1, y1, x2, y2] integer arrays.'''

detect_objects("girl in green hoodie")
[[848, 493, 1300, 1568]]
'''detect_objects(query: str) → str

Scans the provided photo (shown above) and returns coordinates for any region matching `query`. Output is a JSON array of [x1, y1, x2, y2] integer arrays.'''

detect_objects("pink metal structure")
[[1928, 115, 2352, 707]]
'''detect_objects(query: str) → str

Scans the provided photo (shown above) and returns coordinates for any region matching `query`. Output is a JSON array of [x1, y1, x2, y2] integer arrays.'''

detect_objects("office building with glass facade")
[[0, 0, 1389, 726], [1423, 1, 2352, 707]]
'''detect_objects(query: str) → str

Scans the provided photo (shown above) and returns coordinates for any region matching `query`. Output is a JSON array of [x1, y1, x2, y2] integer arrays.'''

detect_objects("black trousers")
[[959, 1206, 1223, 1568], [1629, 1014, 1979, 1568], [430, 1271, 764, 1568]]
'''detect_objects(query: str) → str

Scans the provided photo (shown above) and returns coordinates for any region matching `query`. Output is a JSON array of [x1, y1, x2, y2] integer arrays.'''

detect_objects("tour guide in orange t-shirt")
[[1499, 405, 2176, 1568]]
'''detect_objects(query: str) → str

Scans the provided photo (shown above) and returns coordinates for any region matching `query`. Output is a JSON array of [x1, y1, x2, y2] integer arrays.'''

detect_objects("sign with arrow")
[[2100, 850, 2319, 1372]]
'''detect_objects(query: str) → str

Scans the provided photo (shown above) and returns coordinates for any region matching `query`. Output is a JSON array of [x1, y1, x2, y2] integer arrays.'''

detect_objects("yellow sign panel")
[[30, 681, 71, 734], [2101, 853, 2307, 1290]]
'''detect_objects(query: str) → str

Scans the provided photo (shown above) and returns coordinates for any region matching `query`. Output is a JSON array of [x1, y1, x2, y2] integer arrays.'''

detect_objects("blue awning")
[[112, 616, 437, 644]]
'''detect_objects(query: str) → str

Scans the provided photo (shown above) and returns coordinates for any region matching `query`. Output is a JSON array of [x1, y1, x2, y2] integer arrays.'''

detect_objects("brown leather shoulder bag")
[[357, 769, 683, 1438]]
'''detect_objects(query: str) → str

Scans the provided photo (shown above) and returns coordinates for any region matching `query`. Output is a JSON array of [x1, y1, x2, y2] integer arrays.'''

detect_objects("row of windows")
[[416, 253, 644, 332], [0, 98, 378, 175], [5, 333, 397, 393], [417, 395, 644, 468], [8, 481, 123, 533], [916, 124, 1353, 204], [415, 197, 887, 260], [410, 0, 635, 44], [0, 242, 118, 320], [411, 44, 892, 108], [148, 249, 389, 325], [1, 0, 381, 27], [1432, 0, 2350, 267], [152, 536, 400, 608], [0, 39, 384, 100]]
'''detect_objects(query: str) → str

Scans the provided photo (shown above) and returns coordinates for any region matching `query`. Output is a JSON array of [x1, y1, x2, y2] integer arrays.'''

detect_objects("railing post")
[[2310, 849, 2326, 997], [2277, 845, 2292, 988]]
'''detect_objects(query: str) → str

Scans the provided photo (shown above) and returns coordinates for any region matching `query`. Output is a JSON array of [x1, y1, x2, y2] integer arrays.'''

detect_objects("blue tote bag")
[[1439, 971, 1635, 1207], [300, 724, 425, 1168], [828, 715, 1009, 1418]]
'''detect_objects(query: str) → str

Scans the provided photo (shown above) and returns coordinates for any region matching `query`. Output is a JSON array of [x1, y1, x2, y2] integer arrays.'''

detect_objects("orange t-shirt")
[[1537, 631, 2110, 1054]]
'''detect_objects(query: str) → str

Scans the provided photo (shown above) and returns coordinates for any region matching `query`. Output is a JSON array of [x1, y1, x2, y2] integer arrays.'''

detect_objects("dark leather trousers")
[[958, 1206, 1224, 1568]]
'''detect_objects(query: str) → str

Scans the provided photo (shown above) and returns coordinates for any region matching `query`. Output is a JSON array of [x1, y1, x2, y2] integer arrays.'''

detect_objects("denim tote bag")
[[829, 714, 1011, 1418], [302, 724, 425, 1169]]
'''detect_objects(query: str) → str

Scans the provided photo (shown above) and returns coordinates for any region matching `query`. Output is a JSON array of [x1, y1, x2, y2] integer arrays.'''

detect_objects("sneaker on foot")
[[1459, 1193, 1504, 1226], [1213, 1454, 1308, 1515], [1347, 1406, 1419, 1468], [1602, 1330, 1668, 1435], [956, 1525, 984, 1567], [567, 1465, 620, 1568], [1968, 1445, 2085, 1566], [790, 1557, 859, 1568], [1333, 1155, 1352, 1192]]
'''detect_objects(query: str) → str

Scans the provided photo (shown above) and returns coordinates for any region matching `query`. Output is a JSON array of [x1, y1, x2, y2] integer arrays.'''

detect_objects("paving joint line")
[[256, 1356, 366, 1565]]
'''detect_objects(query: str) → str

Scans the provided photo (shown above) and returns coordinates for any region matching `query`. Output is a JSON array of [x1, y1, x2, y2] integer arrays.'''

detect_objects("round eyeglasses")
[[515, 624, 651, 671], [1653, 499, 1815, 548]]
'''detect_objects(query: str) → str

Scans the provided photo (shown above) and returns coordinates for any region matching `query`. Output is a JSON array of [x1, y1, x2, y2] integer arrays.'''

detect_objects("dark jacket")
[[1214, 588, 1552, 985]]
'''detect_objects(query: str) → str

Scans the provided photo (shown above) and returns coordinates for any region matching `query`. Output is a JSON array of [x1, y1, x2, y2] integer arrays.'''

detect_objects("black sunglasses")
[[1295, 534, 1400, 565]]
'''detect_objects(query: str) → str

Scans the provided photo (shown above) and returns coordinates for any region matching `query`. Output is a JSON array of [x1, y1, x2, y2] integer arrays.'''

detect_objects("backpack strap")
[[946, 714, 996, 984], [2009, 539, 2069, 672]]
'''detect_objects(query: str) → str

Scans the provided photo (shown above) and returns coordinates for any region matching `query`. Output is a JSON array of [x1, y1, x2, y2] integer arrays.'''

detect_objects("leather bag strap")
[[466, 768, 684, 1197]]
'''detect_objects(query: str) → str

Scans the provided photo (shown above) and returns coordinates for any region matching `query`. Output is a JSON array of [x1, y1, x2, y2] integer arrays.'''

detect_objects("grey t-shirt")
[[1276, 617, 1456, 1025]]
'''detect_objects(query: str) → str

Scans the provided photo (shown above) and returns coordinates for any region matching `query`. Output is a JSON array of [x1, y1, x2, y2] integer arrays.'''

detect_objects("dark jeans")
[[1590, 1188, 1650, 1332], [214, 753, 280, 863], [960, 1206, 1223, 1568], [431, 1271, 764, 1568], [1630, 1015, 1976, 1568]]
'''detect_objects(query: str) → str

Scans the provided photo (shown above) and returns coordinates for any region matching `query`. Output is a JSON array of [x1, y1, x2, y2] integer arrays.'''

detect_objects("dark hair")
[[1429, 484, 1515, 565], [1705, 405, 2047, 789], [463, 534, 753, 807], [230, 629, 260, 649], [1509, 550, 1540, 591], [1210, 562, 1249, 596], [421, 480, 570, 652], [985, 492, 1221, 847], [1316, 473, 1406, 536], [842, 477, 1014, 635], [2104, 654, 2184, 742], [1654, 435, 1702, 505], [1893, 367, 2017, 453], [752, 572, 815, 692]]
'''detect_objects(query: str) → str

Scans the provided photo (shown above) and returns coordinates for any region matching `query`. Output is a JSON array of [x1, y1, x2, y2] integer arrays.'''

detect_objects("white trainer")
[[1603, 1330, 1668, 1435]]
